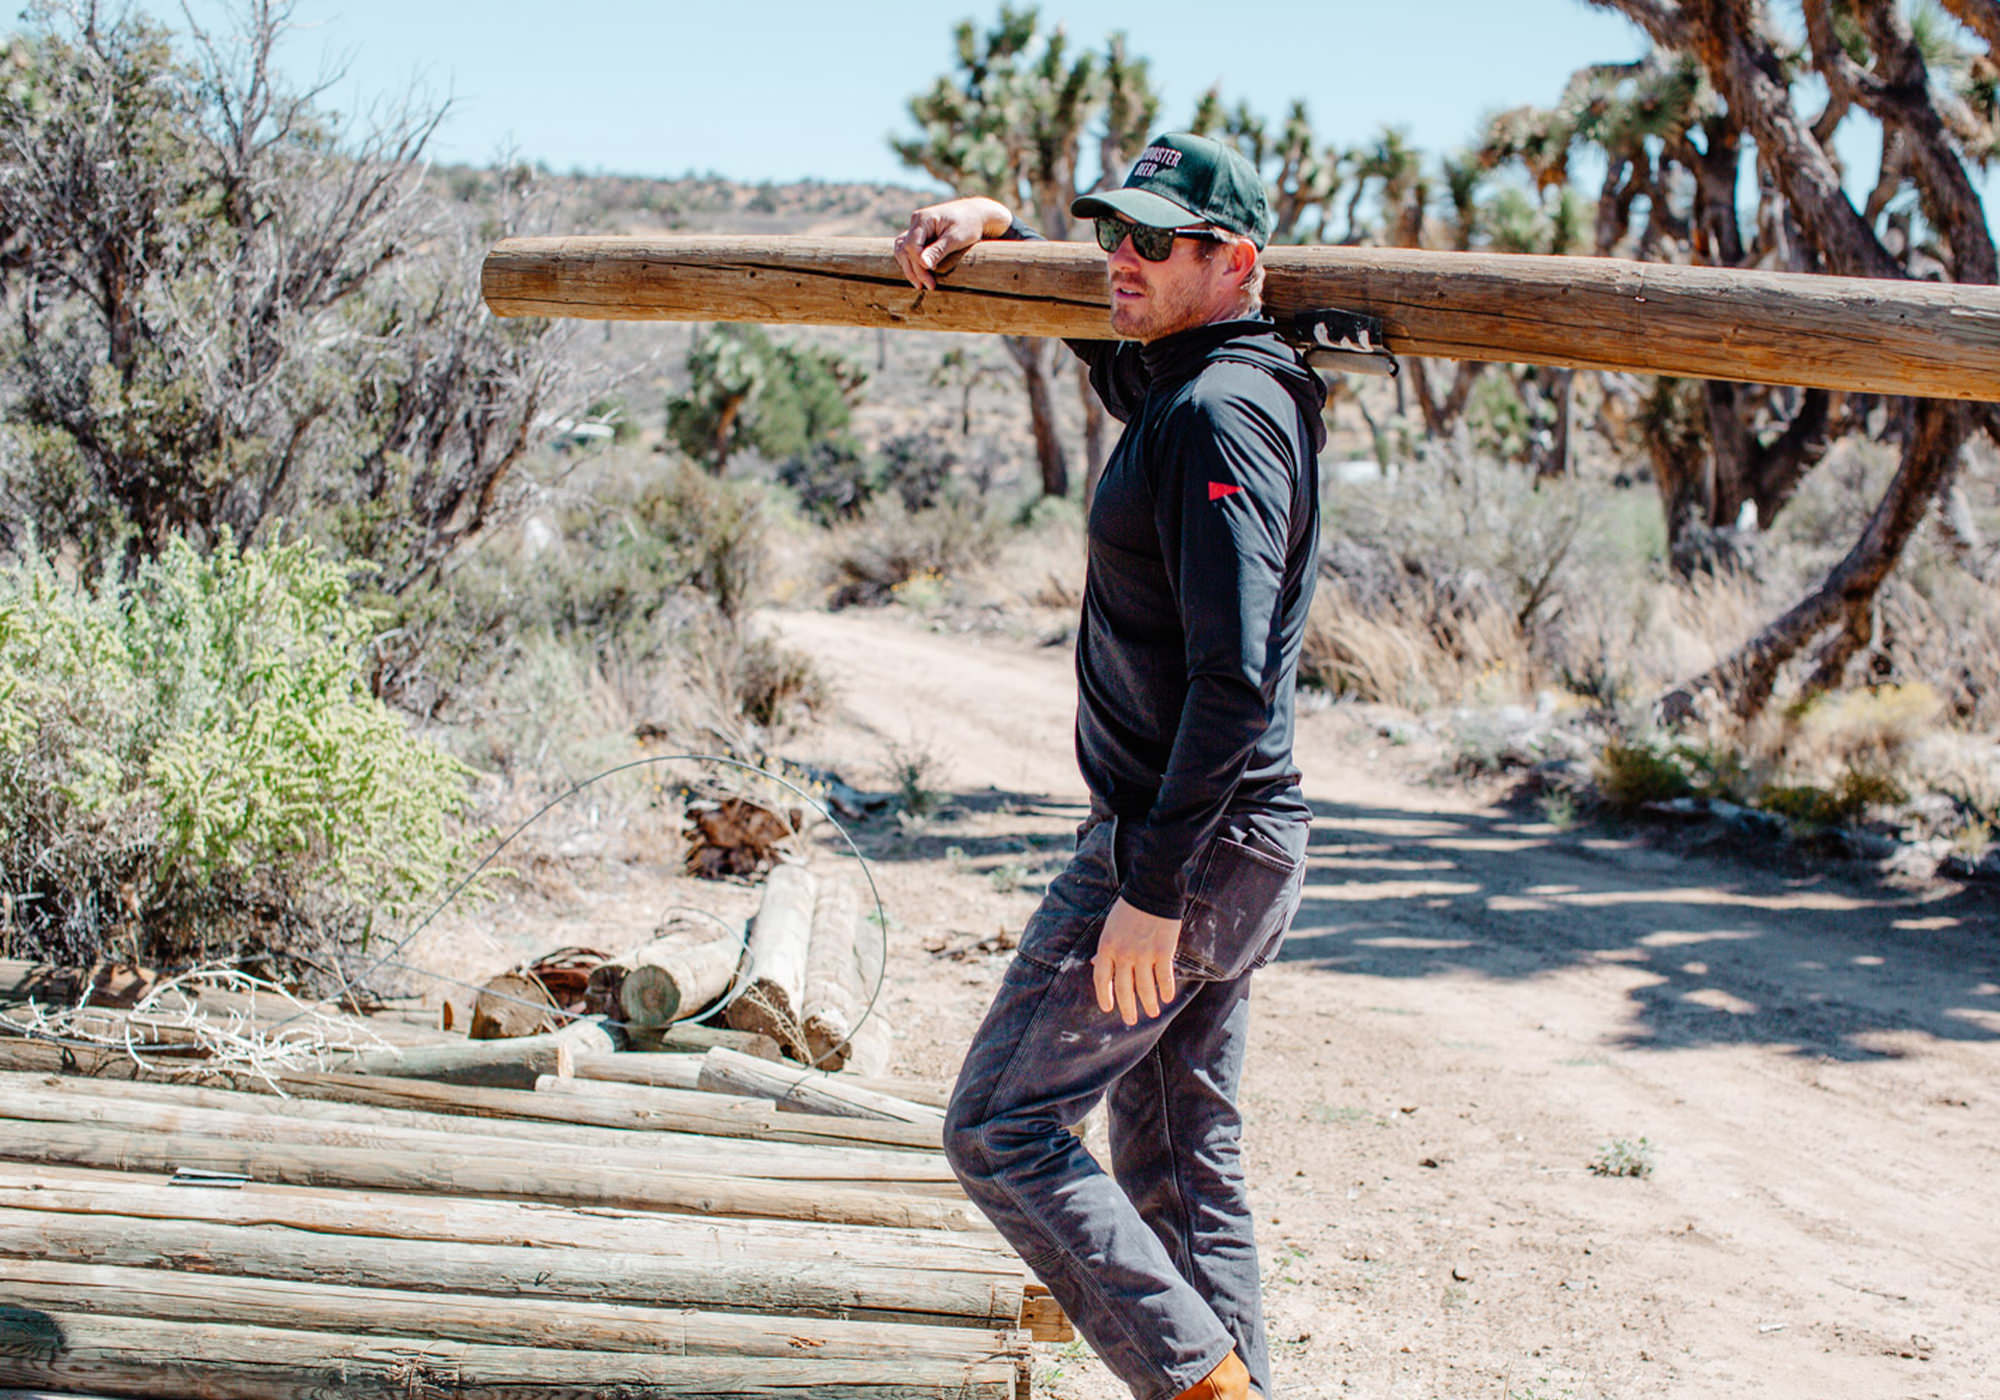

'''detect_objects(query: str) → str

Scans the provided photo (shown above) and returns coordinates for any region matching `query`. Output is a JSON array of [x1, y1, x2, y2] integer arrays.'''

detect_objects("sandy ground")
[[425, 605, 2000, 1400]]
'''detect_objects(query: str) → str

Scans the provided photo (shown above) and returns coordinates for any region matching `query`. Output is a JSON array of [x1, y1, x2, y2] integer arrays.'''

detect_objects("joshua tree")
[[895, 7, 1156, 499]]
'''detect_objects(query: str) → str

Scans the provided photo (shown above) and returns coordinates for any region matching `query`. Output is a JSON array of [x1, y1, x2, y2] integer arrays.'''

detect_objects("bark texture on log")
[[573, 1053, 949, 1109], [0, 1208, 1014, 1324], [481, 235, 2000, 401], [727, 863, 818, 1053], [0, 1077, 953, 1185], [801, 876, 865, 1070], [697, 1048, 946, 1126], [0, 1119, 974, 1229], [616, 928, 746, 1027], [2, 1260, 1027, 1364], [0, 1311, 1019, 1400], [0, 1169, 995, 1264]]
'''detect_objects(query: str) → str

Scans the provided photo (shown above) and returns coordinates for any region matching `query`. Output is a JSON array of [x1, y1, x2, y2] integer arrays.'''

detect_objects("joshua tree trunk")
[[1006, 336, 1068, 498], [1079, 360, 1109, 508], [1662, 398, 1972, 719]]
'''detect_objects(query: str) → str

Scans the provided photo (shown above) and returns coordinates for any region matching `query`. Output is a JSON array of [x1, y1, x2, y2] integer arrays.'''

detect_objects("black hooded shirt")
[[1064, 320, 1326, 920]]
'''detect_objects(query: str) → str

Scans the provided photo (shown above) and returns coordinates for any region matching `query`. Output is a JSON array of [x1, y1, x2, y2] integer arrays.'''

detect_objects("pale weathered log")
[[327, 1015, 621, 1086], [0, 1168, 1012, 1268], [482, 234, 2000, 402], [0, 1077, 956, 1187], [1, 1261, 1029, 1366], [802, 875, 865, 1070], [0, 1311, 1018, 1400], [845, 886, 895, 1080], [727, 863, 817, 1052], [617, 927, 747, 1027], [0, 1119, 977, 1229], [696, 1047, 946, 1125], [574, 1052, 950, 1109], [0, 1207, 1016, 1326], [0, 1046, 940, 1149]]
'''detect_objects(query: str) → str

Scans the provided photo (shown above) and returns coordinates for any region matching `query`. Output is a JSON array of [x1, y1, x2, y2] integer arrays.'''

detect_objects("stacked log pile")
[[0, 976, 1057, 1398], [0, 859, 1054, 1398]]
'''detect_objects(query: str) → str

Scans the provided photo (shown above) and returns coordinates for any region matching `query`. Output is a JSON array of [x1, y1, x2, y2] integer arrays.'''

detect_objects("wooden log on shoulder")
[[695, 1047, 946, 1125], [0, 1077, 956, 1187], [616, 926, 747, 1027], [0, 1311, 1019, 1400], [0, 1119, 975, 1229], [574, 1051, 951, 1109], [1, 1260, 1029, 1366], [482, 233, 2000, 403], [0, 1207, 1016, 1325], [727, 862, 817, 1053]]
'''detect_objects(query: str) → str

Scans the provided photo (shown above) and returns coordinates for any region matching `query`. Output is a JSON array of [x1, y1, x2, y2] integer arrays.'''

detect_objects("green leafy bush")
[[0, 533, 473, 973]]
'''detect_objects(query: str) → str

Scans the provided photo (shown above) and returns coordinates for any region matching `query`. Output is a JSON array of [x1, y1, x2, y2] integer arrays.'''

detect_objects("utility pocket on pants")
[[1173, 832, 1304, 982]]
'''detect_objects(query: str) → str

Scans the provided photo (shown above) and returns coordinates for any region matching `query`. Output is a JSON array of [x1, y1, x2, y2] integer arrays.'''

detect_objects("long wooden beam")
[[481, 234, 2000, 402]]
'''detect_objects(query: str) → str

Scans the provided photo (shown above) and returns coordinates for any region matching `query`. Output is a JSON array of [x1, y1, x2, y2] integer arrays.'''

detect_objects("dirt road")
[[771, 607, 2000, 1400]]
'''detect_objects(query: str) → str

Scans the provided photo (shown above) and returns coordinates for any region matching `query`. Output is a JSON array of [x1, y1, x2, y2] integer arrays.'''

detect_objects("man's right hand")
[[892, 196, 1014, 291]]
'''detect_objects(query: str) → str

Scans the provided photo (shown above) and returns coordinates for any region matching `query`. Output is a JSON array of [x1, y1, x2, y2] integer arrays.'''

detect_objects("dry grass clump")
[[824, 495, 1005, 608]]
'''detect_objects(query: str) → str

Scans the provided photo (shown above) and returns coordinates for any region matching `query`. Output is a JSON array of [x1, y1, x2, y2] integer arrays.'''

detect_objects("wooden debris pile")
[[0, 947, 1064, 1399], [474, 863, 896, 1075]]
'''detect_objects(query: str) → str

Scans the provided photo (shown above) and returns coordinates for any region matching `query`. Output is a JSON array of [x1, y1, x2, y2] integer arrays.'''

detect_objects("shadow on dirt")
[[1278, 796, 2000, 1061]]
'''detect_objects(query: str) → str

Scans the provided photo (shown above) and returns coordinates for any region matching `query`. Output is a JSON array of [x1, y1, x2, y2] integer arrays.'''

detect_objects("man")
[[892, 132, 1324, 1400]]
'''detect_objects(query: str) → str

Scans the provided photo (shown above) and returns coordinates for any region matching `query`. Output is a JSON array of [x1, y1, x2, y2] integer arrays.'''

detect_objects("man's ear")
[[1227, 237, 1258, 288]]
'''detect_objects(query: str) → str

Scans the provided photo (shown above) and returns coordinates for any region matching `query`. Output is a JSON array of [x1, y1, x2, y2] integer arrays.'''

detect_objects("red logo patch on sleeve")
[[1208, 481, 1243, 502]]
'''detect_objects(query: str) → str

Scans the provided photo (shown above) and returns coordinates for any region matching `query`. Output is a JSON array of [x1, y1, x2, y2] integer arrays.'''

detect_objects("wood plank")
[[0, 1261, 1029, 1365], [481, 234, 2000, 402], [0, 1311, 1019, 1400], [0, 1119, 982, 1230], [0, 1208, 1020, 1327]]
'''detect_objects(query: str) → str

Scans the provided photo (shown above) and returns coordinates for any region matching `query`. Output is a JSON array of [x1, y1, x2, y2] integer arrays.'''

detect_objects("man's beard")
[[1108, 272, 1212, 342]]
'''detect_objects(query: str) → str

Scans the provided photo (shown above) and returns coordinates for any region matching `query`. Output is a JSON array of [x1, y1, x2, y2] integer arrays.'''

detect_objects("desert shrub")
[[0, 533, 473, 973], [778, 432, 955, 526], [1595, 739, 1696, 810], [1758, 770, 1906, 827], [827, 495, 1005, 609]]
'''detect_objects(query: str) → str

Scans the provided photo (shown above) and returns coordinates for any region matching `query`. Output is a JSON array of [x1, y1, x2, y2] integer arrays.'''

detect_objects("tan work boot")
[[1172, 1350, 1262, 1400]]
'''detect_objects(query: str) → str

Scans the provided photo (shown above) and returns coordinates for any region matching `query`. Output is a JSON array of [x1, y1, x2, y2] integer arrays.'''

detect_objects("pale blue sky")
[[166, 0, 1653, 184]]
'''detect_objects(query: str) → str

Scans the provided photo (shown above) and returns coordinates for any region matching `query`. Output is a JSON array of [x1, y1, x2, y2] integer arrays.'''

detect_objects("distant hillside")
[[441, 165, 941, 238]]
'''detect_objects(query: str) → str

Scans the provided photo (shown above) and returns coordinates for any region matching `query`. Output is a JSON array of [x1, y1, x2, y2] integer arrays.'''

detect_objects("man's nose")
[[1105, 234, 1143, 272]]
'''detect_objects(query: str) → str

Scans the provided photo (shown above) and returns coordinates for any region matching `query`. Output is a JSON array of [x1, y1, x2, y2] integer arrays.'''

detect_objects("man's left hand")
[[1091, 898, 1181, 1026]]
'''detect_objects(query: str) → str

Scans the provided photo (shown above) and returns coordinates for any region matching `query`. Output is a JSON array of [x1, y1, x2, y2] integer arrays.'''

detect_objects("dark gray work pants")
[[944, 810, 1307, 1400]]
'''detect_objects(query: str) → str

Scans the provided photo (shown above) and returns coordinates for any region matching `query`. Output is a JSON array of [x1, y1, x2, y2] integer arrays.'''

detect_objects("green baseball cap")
[[1071, 131, 1274, 249]]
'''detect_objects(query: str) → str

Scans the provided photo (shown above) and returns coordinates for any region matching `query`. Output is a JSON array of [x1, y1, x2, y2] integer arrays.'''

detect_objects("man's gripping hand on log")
[[893, 197, 1014, 290]]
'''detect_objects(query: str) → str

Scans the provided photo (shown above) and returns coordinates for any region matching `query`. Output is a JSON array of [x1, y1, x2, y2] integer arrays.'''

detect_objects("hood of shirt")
[[1137, 317, 1329, 454]]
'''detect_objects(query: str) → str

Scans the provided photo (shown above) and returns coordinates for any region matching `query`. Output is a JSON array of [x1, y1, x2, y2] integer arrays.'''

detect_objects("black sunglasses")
[[1093, 217, 1231, 262]]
